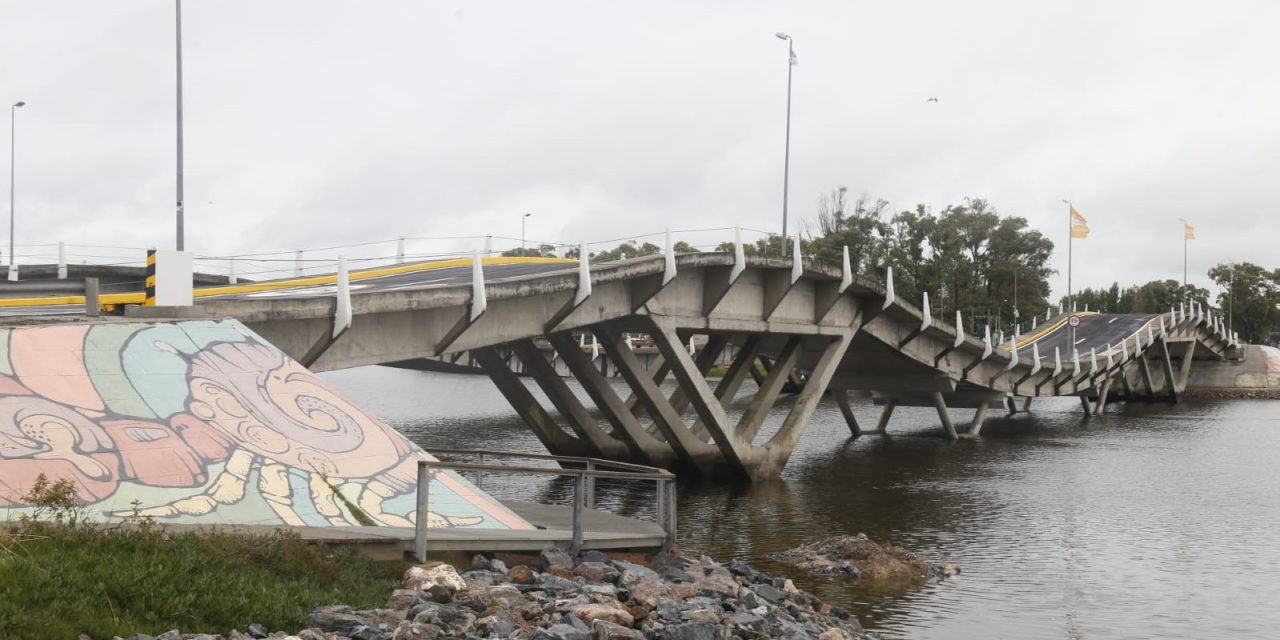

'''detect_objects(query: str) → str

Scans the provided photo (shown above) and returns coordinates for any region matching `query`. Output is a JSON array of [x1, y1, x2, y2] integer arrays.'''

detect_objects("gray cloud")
[[1, 0, 1276, 292]]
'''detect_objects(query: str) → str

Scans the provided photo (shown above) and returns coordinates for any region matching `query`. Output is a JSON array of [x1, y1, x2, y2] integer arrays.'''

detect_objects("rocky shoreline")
[[101, 548, 878, 640], [1183, 388, 1280, 400], [771, 535, 958, 591]]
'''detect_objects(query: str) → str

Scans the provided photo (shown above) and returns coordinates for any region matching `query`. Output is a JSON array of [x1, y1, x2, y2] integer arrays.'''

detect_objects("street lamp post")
[[775, 32, 794, 257], [9, 101, 25, 271], [175, 0, 185, 251], [521, 212, 531, 255], [1178, 217, 1189, 300]]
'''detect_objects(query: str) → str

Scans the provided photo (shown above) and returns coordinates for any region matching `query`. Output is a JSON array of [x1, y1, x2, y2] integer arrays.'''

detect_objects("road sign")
[[1068, 315, 1081, 328]]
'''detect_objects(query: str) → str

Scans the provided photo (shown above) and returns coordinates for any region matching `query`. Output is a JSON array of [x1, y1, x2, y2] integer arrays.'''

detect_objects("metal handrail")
[[424, 447, 676, 476], [414, 450, 676, 561]]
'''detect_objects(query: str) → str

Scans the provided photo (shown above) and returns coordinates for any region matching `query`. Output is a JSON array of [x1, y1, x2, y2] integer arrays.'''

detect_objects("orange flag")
[[1070, 207, 1089, 238]]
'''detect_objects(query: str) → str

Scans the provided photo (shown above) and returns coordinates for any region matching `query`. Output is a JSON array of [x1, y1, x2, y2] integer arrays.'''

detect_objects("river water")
[[324, 366, 1280, 639]]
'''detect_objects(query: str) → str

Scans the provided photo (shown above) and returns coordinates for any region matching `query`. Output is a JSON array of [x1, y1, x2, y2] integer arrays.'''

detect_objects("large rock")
[[593, 620, 646, 640], [614, 561, 662, 588], [570, 602, 635, 627], [658, 621, 729, 640], [575, 561, 620, 583], [627, 578, 673, 609], [688, 562, 738, 597], [307, 606, 402, 636], [540, 547, 576, 572], [404, 563, 467, 593], [770, 534, 941, 589]]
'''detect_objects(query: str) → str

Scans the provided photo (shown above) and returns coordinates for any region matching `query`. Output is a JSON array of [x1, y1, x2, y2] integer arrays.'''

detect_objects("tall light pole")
[[175, 0, 185, 251], [521, 212, 531, 255], [1062, 199, 1073, 310], [1178, 217, 1189, 300], [9, 101, 24, 269], [775, 32, 794, 257]]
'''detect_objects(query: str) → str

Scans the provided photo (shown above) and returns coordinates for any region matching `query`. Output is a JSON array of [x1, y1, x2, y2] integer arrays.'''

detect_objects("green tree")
[[501, 244, 558, 258], [1208, 262, 1279, 343]]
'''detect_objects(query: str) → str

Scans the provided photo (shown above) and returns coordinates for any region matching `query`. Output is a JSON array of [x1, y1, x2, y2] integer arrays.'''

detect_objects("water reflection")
[[324, 366, 1280, 639]]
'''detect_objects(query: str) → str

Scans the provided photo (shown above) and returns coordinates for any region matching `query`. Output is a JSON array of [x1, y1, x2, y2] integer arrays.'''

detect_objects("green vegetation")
[[1067, 262, 1279, 343], [720, 190, 1057, 333], [0, 475, 402, 639]]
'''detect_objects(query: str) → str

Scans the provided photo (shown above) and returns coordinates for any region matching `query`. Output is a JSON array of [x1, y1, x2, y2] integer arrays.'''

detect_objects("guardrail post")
[[476, 452, 485, 490], [584, 460, 595, 509], [414, 461, 431, 562], [664, 479, 677, 551], [656, 478, 667, 532], [84, 278, 100, 317], [571, 473, 585, 555]]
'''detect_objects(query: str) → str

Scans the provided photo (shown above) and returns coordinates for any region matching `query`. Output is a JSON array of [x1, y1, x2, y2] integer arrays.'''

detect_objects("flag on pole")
[[1070, 207, 1089, 238], [1184, 222, 1195, 240]]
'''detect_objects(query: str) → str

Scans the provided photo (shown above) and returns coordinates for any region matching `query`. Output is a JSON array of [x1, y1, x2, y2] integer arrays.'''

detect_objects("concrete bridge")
[[175, 244, 1237, 480]]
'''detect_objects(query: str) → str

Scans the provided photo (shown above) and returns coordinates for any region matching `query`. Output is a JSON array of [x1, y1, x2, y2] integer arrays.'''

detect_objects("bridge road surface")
[[0, 258, 578, 316], [1023, 313, 1159, 362]]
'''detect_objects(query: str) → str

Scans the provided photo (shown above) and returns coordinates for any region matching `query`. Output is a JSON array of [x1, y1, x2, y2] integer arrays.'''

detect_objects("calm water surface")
[[324, 366, 1280, 640]]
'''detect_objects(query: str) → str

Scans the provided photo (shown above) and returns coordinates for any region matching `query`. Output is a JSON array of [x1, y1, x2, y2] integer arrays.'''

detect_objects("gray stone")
[[753, 583, 786, 604], [491, 558, 509, 574], [657, 622, 727, 640], [539, 573, 581, 592], [614, 561, 661, 588], [656, 600, 683, 623], [725, 612, 764, 627], [125, 635, 155, 640], [592, 620, 645, 640], [472, 554, 494, 572], [680, 609, 720, 623], [737, 587, 760, 610], [477, 614, 516, 637], [540, 547, 576, 572], [531, 623, 590, 640], [575, 561, 620, 583], [350, 625, 387, 640], [297, 630, 327, 640], [410, 602, 462, 624], [156, 631, 181, 640], [582, 583, 619, 598], [387, 588, 426, 610], [579, 550, 611, 564]]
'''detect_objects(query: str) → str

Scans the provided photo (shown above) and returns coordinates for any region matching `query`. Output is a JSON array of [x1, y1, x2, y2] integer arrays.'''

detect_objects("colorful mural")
[[0, 319, 530, 530]]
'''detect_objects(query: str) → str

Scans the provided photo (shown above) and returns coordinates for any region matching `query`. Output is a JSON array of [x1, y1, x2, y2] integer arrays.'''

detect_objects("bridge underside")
[[217, 253, 1235, 481]]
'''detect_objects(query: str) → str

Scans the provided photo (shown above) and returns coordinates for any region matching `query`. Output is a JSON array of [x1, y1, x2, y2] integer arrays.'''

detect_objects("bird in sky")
[[926, 97, 938, 103]]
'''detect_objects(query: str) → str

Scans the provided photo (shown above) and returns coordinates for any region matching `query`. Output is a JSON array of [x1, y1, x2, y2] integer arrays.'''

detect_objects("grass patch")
[[0, 522, 404, 639]]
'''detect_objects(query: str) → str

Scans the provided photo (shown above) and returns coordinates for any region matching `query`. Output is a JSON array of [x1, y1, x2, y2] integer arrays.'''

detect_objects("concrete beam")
[[547, 332, 668, 464], [473, 346, 587, 457], [736, 336, 802, 443]]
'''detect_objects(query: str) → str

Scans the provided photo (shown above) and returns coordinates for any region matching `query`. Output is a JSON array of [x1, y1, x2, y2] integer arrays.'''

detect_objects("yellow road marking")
[[1012, 311, 1100, 349], [0, 256, 574, 309]]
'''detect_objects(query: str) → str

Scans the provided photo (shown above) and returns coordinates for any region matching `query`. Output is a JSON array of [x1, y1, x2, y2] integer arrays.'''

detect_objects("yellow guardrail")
[[0, 256, 575, 310]]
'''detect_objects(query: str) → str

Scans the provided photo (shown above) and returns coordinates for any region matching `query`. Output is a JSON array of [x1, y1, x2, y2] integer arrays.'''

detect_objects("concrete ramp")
[[0, 319, 530, 530]]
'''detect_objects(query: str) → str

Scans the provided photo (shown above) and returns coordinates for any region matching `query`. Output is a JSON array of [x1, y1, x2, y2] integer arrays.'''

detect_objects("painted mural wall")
[[0, 319, 530, 530]]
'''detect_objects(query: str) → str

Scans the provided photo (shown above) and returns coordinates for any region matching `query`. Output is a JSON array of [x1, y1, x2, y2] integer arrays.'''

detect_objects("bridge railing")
[[415, 448, 677, 560]]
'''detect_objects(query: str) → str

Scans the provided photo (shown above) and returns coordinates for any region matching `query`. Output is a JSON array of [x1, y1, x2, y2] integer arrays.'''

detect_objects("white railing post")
[[470, 249, 487, 321], [334, 255, 352, 338], [294, 250, 303, 277], [396, 237, 406, 264], [57, 242, 67, 279]]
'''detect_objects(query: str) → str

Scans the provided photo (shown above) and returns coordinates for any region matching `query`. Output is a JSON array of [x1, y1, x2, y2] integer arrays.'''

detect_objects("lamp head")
[[524, 212, 532, 218], [775, 32, 790, 40], [13, 101, 25, 108]]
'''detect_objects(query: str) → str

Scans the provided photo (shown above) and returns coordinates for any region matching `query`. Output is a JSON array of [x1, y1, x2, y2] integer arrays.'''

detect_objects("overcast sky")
[[1, 1, 1276, 294]]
